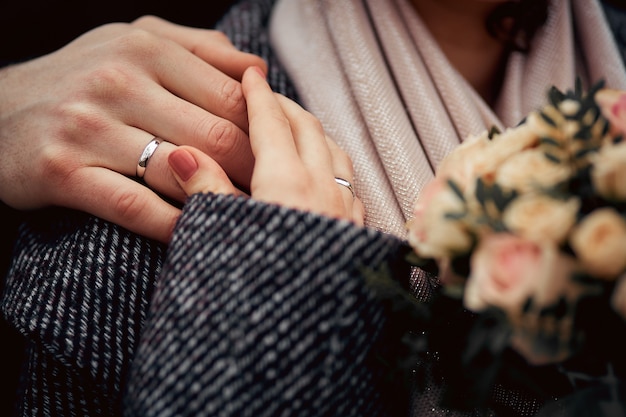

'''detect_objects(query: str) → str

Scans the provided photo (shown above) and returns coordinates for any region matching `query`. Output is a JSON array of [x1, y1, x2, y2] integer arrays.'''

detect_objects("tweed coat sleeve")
[[2, 206, 167, 416], [122, 193, 406, 417]]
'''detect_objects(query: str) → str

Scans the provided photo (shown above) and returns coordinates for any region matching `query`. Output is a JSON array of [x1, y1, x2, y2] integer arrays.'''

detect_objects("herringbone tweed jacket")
[[3, 0, 626, 416]]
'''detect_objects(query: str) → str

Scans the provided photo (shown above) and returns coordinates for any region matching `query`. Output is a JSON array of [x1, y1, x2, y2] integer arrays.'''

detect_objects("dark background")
[[0, 1, 237, 414], [0, 0, 237, 64]]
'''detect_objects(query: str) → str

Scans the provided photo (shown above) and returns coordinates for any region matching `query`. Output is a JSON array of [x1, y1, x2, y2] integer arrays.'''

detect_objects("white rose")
[[596, 88, 626, 135], [495, 148, 572, 194], [591, 142, 626, 202], [570, 207, 626, 279], [503, 194, 580, 244], [407, 178, 473, 260], [437, 123, 538, 194], [436, 131, 491, 192]]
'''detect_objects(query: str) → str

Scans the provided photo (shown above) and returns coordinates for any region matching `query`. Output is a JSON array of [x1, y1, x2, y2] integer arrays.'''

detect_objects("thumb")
[[168, 146, 243, 197]]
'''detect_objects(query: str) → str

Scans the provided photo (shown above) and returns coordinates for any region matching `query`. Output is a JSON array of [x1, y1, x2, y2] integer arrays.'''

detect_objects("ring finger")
[[114, 81, 254, 190], [84, 125, 186, 202]]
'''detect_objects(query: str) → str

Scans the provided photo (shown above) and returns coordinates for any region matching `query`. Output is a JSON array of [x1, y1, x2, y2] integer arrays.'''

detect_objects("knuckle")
[[336, 149, 355, 173], [110, 29, 161, 63], [303, 112, 325, 132], [203, 119, 240, 158], [219, 79, 246, 116], [131, 15, 163, 27], [38, 144, 80, 189], [53, 100, 111, 141], [207, 30, 232, 45], [340, 151, 355, 173], [111, 188, 146, 221], [264, 112, 292, 133], [80, 62, 138, 102]]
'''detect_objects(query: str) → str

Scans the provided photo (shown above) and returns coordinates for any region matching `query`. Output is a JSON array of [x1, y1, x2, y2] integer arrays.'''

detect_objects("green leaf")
[[574, 126, 592, 140], [447, 179, 466, 202], [488, 126, 501, 139], [475, 177, 488, 207], [491, 183, 516, 212], [540, 111, 557, 127], [548, 86, 565, 107], [445, 211, 467, 220], [574, 146, 599, 159], [575, 77, 583, 97], [544, 152, 561, 163], [539, 137, 561, 147]]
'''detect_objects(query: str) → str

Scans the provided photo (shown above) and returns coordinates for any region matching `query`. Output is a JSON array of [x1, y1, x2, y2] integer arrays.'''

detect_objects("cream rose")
[[437, 124, 538, 193], [596, 88, 626, 135], [464, 233, 584, 365], [570, 207, 626, 279], [436, 131, 491, 192], [495, 148, 572, 194], [503, 194, 580, 244], [591, 142, 626, 202], [526, 108, 569, 146], [464, 234, 572, 315], [407, 178, 473, 260]]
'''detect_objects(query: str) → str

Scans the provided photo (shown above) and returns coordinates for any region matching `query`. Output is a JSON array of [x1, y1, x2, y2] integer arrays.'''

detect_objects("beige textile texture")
[[269, 0, 626, 238]]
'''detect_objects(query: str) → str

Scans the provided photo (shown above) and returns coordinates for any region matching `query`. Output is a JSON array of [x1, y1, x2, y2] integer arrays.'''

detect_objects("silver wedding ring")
[[136, 137, 162, 178], [334, 177, 355, 199]]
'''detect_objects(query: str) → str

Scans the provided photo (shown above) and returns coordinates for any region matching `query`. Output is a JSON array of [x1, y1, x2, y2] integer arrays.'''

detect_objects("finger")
[[59, 167, 182, 243], [274, 95, 358, 214], [325, 136, 358, 211], [242, 66, 355, 221], [353, 198, 365, 226], [132, 16, 267, 80], [75, 124, 186, 203], [123, 33, 251, 133], [83, 129, 184, 201], [275, 94, 335, 177], [168, 146, 242, 197], [98, 83, 254, 190], [140, 92, 254, 190], [241, 66, 300, 178]]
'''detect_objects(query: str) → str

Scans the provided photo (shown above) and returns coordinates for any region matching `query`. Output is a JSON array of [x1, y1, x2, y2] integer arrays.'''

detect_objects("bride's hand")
[[168, 66, 364, 225]]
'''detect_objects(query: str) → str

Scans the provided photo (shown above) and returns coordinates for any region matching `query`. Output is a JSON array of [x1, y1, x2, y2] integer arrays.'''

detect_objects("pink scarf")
[[270, 0, 626, 238]]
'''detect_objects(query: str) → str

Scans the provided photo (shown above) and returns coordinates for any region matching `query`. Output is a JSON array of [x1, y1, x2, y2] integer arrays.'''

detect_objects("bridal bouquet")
[[369, 81, 626, 415]]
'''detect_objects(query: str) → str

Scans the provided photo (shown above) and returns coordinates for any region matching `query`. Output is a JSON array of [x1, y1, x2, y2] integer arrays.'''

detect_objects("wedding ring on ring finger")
[[334, 177, 355, 199], [136, 137, 162, 179]]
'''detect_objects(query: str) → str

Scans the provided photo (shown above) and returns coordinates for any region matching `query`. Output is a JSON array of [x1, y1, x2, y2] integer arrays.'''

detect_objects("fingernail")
[[168, 149, 198, 182], [252, 65, 266, 79]]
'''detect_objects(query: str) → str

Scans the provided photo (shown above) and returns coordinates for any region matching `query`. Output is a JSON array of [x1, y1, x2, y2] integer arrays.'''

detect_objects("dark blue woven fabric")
[[124, 194, 402, 417]]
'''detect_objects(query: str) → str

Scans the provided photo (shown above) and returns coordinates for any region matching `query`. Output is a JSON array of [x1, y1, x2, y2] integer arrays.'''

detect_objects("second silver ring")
[[334, 177, 355, 199]]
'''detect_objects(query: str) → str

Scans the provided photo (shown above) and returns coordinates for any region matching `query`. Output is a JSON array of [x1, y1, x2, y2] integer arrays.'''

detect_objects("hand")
[[168, 66, 365, 225], [0, 16, 266, 242]]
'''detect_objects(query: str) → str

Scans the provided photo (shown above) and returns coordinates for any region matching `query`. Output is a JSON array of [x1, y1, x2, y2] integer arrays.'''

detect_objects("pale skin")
[[0, 16, 266, 243], [172, 0, 521, 222], [0, 1, 511, 244], [169, 66, 365, 225]]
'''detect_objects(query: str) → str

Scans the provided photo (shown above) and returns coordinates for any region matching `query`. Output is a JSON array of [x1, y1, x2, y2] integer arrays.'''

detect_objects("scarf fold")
[[270, 0, 626, 238]]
